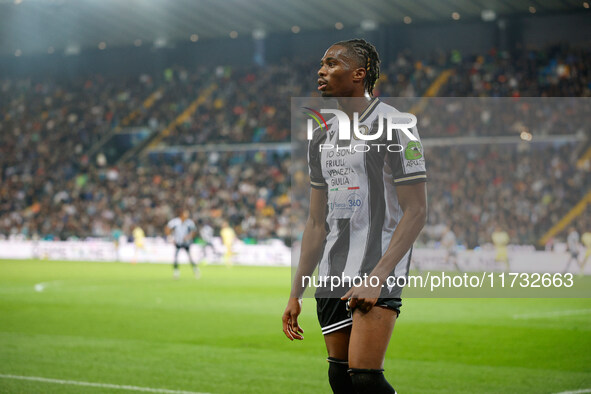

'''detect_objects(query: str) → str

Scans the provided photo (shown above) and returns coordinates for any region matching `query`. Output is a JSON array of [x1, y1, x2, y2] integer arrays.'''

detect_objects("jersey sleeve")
[[188, 220, 196, 232], [167, 218, 176, 229], [308, 128, 327, 189], [386, 124, 427, 186]]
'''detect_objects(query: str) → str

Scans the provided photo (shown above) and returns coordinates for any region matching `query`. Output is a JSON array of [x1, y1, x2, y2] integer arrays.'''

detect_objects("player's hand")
[[341, 278, 381, 314], [282, 297, 304, 341]]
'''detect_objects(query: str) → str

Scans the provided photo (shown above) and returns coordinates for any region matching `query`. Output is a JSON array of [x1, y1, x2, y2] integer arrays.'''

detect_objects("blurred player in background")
[[220, 221, 236, 266], [492, 225, 510, 271], [166, 210, 199, 279], [111, 227, 123, 262], [283, 39, 427, 394], [441, 225, 460, 271], [132, 224, 146, 264], [199, 220, 217, 264], [563, 227, 581, 274]]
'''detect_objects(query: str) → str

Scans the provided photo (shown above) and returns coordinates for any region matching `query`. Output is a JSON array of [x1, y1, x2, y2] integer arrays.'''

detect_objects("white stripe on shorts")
[[322, 319, 353, 335]]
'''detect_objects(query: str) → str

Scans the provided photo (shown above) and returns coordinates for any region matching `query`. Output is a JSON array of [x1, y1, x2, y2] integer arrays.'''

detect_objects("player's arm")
[[343, 182, 427, 312], [164, 220, 174, 241], [282, 187, 327, 341]]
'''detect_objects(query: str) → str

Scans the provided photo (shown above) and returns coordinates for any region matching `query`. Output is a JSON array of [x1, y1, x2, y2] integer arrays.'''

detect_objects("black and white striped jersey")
[[167, 218, 196, 246], [308, 98, 427, 297]]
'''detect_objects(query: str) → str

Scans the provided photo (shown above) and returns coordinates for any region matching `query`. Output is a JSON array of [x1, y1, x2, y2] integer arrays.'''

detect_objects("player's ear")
[[352, 67, 366, 84]]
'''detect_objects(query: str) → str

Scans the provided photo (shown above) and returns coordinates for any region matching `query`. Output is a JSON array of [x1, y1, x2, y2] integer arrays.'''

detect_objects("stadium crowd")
[[1, 44, 589, 248]]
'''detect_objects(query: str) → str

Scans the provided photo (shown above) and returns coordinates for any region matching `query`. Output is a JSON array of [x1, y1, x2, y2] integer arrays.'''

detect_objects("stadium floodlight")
[[252, 28, 266, 40], [64, 44, 80, 56], [481, 9, 496, 22], [153, 37, 167, 48], [360, 19, 377, 31]]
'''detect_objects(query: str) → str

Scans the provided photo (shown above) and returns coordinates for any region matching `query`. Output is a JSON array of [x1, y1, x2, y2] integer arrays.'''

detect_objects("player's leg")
[[203, 242, 216, 264], [186, 245, 200, 279], [563, 255, 576, 274], [325, 329, 354, 394], [317, 298, 354, 393], [199, 244, 208, 264], [502, 249, 510, 272], [223, 242, 233, 266], [348, 305, 398, 393], [173, 245, 180, 279]]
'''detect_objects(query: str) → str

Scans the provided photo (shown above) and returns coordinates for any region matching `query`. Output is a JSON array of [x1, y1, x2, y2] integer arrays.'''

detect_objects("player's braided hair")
[[335, 38, 381, 96]]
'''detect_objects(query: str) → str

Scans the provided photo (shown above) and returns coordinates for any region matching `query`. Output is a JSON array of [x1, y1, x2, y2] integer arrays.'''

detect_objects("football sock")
[[327, 357, 354, 394], [348, 368, 395, 394]]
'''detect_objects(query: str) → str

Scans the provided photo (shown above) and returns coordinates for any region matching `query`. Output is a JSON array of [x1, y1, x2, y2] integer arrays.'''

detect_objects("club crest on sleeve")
[[404, 141, 423, 160]]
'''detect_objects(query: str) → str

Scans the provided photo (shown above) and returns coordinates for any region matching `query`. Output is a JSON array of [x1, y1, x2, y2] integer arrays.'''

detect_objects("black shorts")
[[316, 297, 402, 336], [175, 244, 190, 251]]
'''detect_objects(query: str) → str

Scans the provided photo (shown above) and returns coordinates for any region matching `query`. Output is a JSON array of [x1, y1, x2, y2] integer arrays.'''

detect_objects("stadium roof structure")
[[0, 0, 588, 56]]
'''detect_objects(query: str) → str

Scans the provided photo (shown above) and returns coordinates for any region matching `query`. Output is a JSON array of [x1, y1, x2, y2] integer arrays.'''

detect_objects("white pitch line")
[[0, 374, 210, 394], [553, 389, 591, 394], [513, 309, 591, 319]]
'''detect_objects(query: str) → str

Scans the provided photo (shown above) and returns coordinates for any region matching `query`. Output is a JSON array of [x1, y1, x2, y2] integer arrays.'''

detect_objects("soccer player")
[[165, 210, 199, 279], [199, 220, 217, 264], [220, 221, 236, 266], [282, 39, 427, 393], [492, 226, 510, 271], [132, 224, 146, 264], [441, 225, 460, 271], [563, 227, 581, 274], [111, 226, 123, 262]]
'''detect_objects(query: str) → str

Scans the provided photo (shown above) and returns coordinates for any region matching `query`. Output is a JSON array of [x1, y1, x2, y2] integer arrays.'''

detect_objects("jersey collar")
[[358, 97, 380, 123]]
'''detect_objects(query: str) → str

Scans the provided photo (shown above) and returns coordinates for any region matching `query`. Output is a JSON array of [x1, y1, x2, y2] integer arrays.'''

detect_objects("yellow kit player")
[[132, 225, 146, 264], [220, 221, 236, 266], [492, 226, 509, 271]]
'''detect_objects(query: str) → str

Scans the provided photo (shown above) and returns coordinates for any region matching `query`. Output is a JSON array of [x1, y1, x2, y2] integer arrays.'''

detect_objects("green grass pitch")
[[0, 259, 590, 393]]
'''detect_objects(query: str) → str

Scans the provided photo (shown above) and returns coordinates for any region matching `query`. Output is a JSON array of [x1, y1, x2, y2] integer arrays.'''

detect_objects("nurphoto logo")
[[303, 108, 418, 153]]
